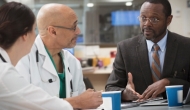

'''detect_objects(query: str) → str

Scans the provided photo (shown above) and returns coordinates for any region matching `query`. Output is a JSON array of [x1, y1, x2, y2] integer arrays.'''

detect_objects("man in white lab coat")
[[16, 3, 102, 109]]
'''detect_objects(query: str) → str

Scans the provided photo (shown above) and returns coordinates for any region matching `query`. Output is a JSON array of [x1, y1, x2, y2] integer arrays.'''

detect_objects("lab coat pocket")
[[71, 91, 78, 97]]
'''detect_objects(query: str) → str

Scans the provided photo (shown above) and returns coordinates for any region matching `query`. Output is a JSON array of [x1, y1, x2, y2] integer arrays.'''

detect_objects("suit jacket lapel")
[[162, 31, 178, 78], [136, 35, 153, 86]]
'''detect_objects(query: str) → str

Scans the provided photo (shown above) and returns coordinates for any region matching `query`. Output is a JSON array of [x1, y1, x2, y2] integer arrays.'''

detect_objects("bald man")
[[16, 3, 102, 109]]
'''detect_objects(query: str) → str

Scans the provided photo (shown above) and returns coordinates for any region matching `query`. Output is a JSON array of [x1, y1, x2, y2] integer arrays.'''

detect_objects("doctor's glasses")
[[138, 16, 160, 24], [49, 25, 77, 31]]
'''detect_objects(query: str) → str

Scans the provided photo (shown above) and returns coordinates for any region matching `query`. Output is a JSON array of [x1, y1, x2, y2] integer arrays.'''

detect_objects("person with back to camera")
[[0, 2, 74, 109], [15, 3, 103, 109], [106, 0, 190, 101]]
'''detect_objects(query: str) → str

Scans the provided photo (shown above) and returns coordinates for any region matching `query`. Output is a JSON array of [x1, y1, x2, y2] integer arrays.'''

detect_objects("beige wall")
[[168, 0, 190, 37]]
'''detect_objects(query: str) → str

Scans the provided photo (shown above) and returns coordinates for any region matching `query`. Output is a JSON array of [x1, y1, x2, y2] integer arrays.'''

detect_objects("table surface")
[[122, 104, 190, 110]]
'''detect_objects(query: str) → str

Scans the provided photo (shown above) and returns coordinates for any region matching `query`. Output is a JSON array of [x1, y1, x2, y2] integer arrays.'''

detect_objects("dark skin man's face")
[[139, 2, 172, 43]]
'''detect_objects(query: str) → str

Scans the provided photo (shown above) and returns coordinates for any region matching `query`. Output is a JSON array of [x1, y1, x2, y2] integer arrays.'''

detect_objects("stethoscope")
[[35, 50, 73, 93], [35, 50, 56, 83], [0, 53, 6, 62]]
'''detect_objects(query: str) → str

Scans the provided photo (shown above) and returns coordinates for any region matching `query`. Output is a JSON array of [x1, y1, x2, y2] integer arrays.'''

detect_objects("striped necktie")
[[152, 44, 161, 82]]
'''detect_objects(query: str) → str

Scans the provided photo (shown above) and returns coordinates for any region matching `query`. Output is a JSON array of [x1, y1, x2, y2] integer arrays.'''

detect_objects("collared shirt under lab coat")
[[0, 47, 73, 110], [16, 35, 85, 98]]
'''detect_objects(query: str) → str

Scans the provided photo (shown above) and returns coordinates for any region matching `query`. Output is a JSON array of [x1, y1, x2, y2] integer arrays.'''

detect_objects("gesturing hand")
[[122, 72, 141, 101], [139, 78, 170, 101]]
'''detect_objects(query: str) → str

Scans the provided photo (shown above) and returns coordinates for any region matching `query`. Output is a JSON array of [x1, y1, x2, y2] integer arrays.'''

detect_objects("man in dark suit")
[[105, 0, 190, 101]]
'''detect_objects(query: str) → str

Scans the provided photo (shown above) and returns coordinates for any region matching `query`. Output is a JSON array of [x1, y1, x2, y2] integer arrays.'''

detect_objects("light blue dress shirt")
[[146, 30, 168, 74]]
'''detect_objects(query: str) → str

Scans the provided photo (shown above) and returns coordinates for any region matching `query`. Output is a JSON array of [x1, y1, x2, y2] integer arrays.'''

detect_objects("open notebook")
[[121, 88, 190, 108], [121, 97, 165, 108]]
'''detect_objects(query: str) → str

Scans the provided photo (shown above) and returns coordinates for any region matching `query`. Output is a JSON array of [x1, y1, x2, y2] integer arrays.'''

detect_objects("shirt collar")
[[146, 30, 168, 52]]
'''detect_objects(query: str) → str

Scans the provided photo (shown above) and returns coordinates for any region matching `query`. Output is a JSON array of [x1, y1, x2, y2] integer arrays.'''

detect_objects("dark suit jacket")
[[105, 31, 190, 98]]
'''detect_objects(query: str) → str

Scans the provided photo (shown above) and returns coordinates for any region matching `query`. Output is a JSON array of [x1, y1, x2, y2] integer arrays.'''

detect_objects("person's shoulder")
[[0, 62, 14, 69], [169, 31, 190, 42], [0, 63, 15, 75]]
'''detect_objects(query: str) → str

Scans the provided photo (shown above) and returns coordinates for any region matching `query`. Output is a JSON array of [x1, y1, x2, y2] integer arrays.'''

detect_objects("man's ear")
[[52, 30, 56, 35], [167, 15, 173, 26], [47, 26, 56, 35]]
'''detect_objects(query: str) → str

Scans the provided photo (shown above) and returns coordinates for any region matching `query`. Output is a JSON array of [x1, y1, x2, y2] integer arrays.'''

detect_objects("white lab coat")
[[16, 35, 85, 98], [0, 47, 73, 110]]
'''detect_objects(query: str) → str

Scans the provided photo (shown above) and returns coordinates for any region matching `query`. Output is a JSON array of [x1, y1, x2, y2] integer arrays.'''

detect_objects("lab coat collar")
[[35, 35, 58, 77], [35, 35, 73, 97], [35, 35, 48, 56], [0, 47, 12, 64]]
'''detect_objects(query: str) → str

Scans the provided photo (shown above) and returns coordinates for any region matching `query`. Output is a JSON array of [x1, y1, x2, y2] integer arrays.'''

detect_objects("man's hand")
[[66, 89, 103, 109], [122, 72, 141, 101], [139, 78, 170, 101]]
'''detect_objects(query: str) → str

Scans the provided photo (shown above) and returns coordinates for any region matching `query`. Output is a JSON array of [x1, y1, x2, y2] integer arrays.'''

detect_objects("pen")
[[70, 80, 73, 92], [68, 67, 73, 91], [68, 67, 73, 96]]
